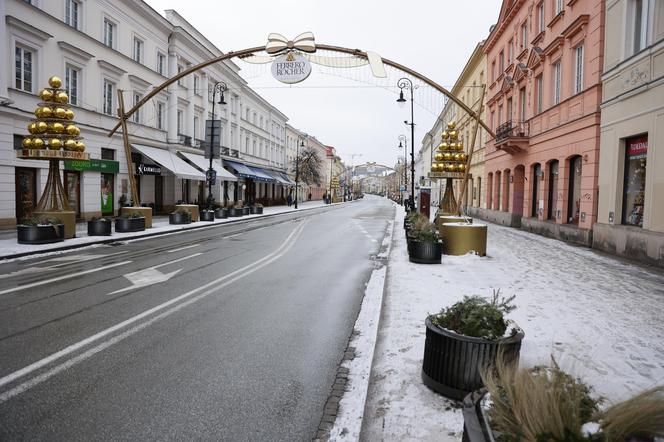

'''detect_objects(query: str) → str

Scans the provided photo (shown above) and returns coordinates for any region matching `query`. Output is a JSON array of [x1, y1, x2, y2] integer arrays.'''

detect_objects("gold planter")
[[435, 215, 471, 233], [441, 223, 487, 256], [120, 207, 153, 228]]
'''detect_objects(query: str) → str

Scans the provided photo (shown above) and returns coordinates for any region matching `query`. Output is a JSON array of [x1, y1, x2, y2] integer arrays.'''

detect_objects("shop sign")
[[135, 163, 161, 175], [626, 136, 647, 159], [65, 158, 120, 173], [271, 52, 312, 84]]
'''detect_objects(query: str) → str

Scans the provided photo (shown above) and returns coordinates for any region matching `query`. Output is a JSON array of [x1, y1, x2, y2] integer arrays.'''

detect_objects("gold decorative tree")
[[429, 122, 467, 215]]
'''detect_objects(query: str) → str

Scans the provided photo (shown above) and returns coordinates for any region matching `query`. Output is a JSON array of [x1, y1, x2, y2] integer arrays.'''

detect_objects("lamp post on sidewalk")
[[397, 77, 416, 211], [206, 81, 227, 208]]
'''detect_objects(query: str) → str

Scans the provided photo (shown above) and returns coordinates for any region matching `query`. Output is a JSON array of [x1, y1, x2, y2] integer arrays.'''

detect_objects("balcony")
[[220, 146, 230, 156], [178, 134, 192, 147], [494, 120, 529, 154], [230, 148, 239, 158]]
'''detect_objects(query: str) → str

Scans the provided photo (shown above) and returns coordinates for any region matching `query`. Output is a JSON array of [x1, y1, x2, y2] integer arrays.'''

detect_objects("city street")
[[0, 197, 393, 441]]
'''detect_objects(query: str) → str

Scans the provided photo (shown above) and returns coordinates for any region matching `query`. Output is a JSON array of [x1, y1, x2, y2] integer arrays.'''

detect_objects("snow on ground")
[[360, 204, 664, 440], [0, 200, 332, 261]]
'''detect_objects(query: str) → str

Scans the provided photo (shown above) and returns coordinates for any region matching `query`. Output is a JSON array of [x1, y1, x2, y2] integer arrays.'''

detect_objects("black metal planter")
[[242, 207, 250, 216], [462, 389, 493, 442], [169, 213, 191, 225], [228, 208, 243, 217], [200, 210, 215, 221], [215, 208, 228, 219], [115, 217, 146, 233], [17, 224, 65, 244], [422, 318, 524, 401], [250, 206, 263, 214], [87, 219, 112, 236], [407, 240, 443, 264]]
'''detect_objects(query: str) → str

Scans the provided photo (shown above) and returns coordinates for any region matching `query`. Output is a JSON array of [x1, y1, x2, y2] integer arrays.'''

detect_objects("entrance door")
[[532, 164, 541, 217], [547, 161, 559, 220], [568, 156, 582, 224], [155, 175, 163, 213], [15, 167, 37, 222], [64, 171, 81, 217], [101, 173, 114, 215]]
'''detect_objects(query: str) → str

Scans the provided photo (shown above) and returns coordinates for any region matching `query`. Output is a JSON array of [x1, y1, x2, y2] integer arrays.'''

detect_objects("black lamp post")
[[207, 81, 227, 208], [397, 77, 416, 212], [294, 134, 307, 209], [398, 134, 408, 206]]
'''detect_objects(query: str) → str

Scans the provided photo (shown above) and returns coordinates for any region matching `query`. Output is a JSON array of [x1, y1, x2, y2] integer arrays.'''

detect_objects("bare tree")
[[292, 146, 323, 186]]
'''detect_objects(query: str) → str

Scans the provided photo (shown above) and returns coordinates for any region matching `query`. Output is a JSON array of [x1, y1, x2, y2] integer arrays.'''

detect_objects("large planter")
[[200, 210, 215, 221], [169, 212, 191, 225], [442, 223, 487, 256], [17, 224, 65, 244], [250, 206, 263, 214], [242, 207, 250, 216], [422, 318, 524, 401], [215, 208, 228, 219], [228, 208, 243, 217], [115, 217, 146, 233], [462, 389, 493, 442], [407, 240, 443, 264], [87, 219, 112, 236]]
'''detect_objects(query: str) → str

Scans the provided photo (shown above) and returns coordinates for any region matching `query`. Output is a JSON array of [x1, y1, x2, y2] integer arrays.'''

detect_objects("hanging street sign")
[[271, 52, 312, 84]]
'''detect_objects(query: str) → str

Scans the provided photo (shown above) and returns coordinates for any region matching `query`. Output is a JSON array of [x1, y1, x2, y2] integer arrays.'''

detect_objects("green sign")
[[64, 159, 119, 174]]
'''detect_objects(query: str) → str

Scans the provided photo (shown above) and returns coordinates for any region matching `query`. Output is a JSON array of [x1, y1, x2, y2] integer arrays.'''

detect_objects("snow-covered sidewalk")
[[359, 205, 664, 440], [0, 200, 335, 260]]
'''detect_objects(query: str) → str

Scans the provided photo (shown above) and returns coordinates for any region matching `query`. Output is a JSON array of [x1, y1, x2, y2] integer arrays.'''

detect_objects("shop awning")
[[224, 160, 275, 183], [132, 144, 204, 181], [178, 151, 238, 182], [279, 172, 296, 186], [264, 170, 293, 186]]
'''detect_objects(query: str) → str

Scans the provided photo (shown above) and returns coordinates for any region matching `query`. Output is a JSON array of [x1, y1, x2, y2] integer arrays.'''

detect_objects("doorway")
[[101, 173, 114, 215], [64, 170, 81, 217], [15, 167, 37, 222], [568, 156, 582, 224], [155, 175, 163, 213], [532, 163, 541, 217], [547, 160, 559, 220]]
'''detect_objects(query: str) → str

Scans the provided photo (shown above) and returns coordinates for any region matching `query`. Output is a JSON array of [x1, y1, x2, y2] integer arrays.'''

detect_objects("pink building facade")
[[481, 0, 605, 245]]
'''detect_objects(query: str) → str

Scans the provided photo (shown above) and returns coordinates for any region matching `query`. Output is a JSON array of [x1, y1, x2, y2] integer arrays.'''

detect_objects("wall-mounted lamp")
[[509, 175, 514, 183]]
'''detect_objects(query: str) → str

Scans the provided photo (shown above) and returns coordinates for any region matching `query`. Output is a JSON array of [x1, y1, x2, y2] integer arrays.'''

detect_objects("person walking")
[[287, 191, 293, 207]]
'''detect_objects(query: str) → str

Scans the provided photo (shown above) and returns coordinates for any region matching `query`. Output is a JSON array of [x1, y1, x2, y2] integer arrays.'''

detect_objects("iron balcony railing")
[[495, 120, 529, 142]]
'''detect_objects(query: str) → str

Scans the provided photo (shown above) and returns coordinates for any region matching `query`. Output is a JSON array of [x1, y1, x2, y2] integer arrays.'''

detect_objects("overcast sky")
[[145, 0, 502, 168]]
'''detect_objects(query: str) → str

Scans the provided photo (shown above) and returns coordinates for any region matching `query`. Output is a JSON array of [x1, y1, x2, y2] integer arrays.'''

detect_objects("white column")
[[167, 52, 178, 143], [201, 73, 209, 122]]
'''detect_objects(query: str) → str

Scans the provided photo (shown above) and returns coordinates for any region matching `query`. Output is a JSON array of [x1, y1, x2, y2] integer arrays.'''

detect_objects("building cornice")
[[6, 15, 53, 41], [97, 60, 127, 77], [57, 41, 95, 60]]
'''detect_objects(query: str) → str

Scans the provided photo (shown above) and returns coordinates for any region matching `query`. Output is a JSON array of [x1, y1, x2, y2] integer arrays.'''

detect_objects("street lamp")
[[207, 81, 227, 208], [397, 77, 416, 212], [295, 134, 307, 209], [398, 134, 408, 205]]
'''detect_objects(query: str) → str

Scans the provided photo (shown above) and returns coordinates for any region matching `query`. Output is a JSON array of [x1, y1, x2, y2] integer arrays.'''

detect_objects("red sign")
[[626, 136, 648, 158]]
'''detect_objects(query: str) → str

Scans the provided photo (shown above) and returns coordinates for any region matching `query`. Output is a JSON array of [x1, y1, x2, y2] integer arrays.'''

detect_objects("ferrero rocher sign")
[[271, 52, 312, 84]]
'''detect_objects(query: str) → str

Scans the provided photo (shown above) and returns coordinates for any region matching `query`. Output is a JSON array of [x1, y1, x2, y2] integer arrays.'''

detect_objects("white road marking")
[[0, 251, 130, 280], [153, 253, 202, 268], [0, 221, 307, 401], [39, 251, 129, 263], [166, 244, 200, 253], [0, 261, 132, 296], [107, 253, 202, 295]]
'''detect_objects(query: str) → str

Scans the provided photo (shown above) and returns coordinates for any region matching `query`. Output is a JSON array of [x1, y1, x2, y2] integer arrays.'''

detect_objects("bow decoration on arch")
[[265, 32, 316, 55]]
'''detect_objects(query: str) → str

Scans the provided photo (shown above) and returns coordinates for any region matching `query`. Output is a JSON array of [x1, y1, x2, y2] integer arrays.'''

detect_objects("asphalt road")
[[0, 196, 395, 441]]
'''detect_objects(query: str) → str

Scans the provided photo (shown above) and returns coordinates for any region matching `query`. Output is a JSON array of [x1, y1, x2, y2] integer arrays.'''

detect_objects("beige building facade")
[[595, 0, 664, 266]]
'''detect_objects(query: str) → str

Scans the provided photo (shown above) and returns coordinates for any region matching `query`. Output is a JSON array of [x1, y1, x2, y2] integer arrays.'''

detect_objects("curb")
[[1, 201, 357, 261]]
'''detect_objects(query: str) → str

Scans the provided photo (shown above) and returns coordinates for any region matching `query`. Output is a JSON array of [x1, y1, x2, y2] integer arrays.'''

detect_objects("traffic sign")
[[206, 169, 217, 185]]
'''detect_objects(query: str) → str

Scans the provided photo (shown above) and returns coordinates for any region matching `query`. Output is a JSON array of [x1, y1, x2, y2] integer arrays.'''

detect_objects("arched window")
[[547, 160, 559, 220]]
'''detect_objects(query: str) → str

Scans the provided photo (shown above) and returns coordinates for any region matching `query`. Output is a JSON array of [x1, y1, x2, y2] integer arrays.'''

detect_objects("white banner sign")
[[271, 52, 312, 84]]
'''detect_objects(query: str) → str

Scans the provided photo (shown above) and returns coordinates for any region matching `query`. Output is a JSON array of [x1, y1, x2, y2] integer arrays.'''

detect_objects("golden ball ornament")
[[443, 152, 452, 160], [64, 139, 77, 150], [65, 109, 74, 120], [49, 138, 62, 149], [434, 153, 444, 162], [446, 164, 455, 172], [439, 142, 449, 151], [55, 92, 69, 104], [54, 107, 67, 119], [48, 76, 63, 88], [32, 138, 45, 149], [449, 142, 457, 150], [52, 122, 65, 133], [456, 142, 464, 151], [42, 106, 54, 118], [441, 130, 449, 139], [36, 121, 48, 133], [431, 163, 439, 173], [449, 130, 458, 139], [39, 89, 54, 102], [447, 122, 456, 130], [454, 153, 461, 161], [459, 153, 467, 162], [75, 141, 85, 151], [65, 124, 79, 136], [28, 123, 37, 134], [22, 138, 33, 148], [459, 164, 466, 171]]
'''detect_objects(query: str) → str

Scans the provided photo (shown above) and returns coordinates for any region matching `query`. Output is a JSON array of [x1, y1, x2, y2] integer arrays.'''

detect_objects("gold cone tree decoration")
[[23, 76, 85, 153]]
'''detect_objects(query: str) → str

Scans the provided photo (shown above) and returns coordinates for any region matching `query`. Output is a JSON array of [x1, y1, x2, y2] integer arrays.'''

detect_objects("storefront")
[[64, 158, 120, 217], [14, 167, 37, 223], [224, 160, 276, 205], [621, 135, 647, 227], [177, 151, 238, 206]]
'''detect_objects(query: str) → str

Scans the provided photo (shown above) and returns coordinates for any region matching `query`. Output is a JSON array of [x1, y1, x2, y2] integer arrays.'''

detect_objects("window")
[[133, 37, 143, 63], [65, 65, 79, 105], [507, 98, 512, 122], [245, 107, 250, 120], [103, 18, 115, 48], [555, 0, 563, 15], [622, 135, 648, 227], [499, 51, 505, 71], [491, 111, 495, 130], [101, 148, 115, 160], [15, 46, 33, 92], [65, 0, 80, 29], [193, 116, 199, 140], [553, 60, 561, 105], [157, 53, 166, 75], [630, 0, 651, 55], [253, 140, 257, 156], [491, 61, 496, 82], [177, 65, 184, 86], [177, 110, 183, 134], [156, 102, 164, 130], [193, 75, 199, 95], [538, 2, 545, 33], [521, 22, 529, 50], [260, 116, 264, 128], [498, 104, 503, 125], [535, 75, 543, 113], [132, 93, 141, 123], [574, 44, 584, 94], [103, 80, 114, 115], [508, 39, 514, 63], [519, 87, 526, 121]]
